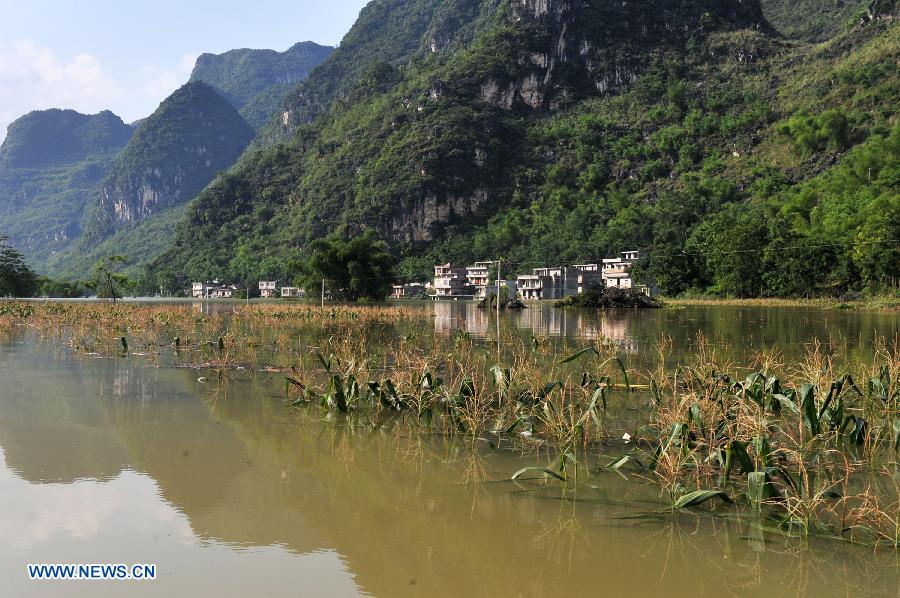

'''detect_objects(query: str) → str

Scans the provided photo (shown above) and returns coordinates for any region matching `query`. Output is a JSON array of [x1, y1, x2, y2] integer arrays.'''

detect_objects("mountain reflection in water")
[[0, 305, 898, 597]]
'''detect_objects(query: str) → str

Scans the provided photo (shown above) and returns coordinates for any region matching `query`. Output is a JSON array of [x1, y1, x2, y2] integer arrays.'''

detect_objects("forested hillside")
[[190, 42, 334, 129], [259, 0, 495, 145], [48, 82, 254, 278], [0, 39, 331, 280], [143, 0, 898, 297], [760, 0, 873, 41], [0, 110, 134, 271]]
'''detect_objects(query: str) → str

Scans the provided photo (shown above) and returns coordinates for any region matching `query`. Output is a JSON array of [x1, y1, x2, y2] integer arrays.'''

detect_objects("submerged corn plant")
[[601, 341, 900, 548], [3, 300, 899, 549]]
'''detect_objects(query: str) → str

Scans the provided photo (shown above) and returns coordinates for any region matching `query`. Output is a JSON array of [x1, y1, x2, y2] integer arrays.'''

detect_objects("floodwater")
[[432, 301, 897, 364], [1, 304, 898, 597]]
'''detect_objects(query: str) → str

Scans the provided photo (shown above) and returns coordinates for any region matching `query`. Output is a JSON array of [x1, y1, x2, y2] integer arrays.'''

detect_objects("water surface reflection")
[[432, 302, 897, 365], [1, 336, 898, 596]]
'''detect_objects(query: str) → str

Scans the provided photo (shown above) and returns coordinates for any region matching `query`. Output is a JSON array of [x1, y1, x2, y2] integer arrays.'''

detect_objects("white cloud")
[[0, 39, 126, 141]]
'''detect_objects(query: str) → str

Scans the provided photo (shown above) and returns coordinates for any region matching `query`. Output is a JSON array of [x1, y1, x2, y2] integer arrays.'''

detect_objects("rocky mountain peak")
[[0, 109, 133, 170], [81, 81, 254, 243]]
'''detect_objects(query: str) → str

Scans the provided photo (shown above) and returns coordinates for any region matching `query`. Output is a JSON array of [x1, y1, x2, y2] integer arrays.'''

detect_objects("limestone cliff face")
[[392, 189, 490, 242], [385, 0, 769, 241], [474, 0, 768, 111], [83, 82, 254, 243], [102, 166, 190, 224]]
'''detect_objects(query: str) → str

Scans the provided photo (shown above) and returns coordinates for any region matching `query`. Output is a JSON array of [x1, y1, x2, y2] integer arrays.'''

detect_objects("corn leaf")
[[512, 466, 566, 482], [674, 489, 732, 509]]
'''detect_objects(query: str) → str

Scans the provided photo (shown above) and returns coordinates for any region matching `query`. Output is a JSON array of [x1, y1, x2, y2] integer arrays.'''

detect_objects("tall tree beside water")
[[0, 236, 38, 297], [299, 231, 396, 302], [87, 255, 133, 301]]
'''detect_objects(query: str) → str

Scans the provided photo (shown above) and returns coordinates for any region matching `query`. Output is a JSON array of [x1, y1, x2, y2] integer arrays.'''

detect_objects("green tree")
[[777, 109, 850, 157], [637, 243, 707, 296], [852, 196, 900, 291], [0, 236, 39, 297], [761, 219, 835, 297], [37, 278, 84, 298], [152, 267, 185, 297], [690, 205, 769, 298], [299, 231, 396, 302], [87, 255, 133, 301]]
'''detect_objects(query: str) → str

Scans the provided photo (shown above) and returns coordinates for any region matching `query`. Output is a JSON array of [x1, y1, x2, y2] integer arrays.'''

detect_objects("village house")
[[517, 267, 578, 300], [602, 250, 641, 289], [391, 283, 427, 299], [192, 280, 238, 299], [191, 281, 216, 299], [573, 264, 602, 294], [465, 261, 494, 299], [433, 264, 474, 299], [258, 281, 279, 298], [208, 284, 241, 299], [516, 274, 542, 300], [191, 280, 244, 299], [281, 287, 304, 299]]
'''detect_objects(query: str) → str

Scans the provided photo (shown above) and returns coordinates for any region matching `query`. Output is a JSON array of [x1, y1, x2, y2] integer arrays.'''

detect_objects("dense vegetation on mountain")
[[260, 0, 493, 145], [0, 38, 329, 279], [0, 110, 134, 271], [143, 0, 899, 297], [54, 204, 188, 282], [48, 82, 254, 279], [0, 109, 133, 170], [759, 0, 873, 41], [190, 42, 334, 129]]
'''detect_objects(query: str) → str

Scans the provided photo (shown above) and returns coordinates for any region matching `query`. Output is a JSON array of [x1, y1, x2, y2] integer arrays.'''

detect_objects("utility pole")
[[497, 258, 501, 312], [496, 258, 501, 353], [321, 278, 325, 309]]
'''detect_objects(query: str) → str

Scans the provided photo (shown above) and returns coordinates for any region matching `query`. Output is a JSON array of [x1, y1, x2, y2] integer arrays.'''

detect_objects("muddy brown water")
[[0, 303, 898, 597]]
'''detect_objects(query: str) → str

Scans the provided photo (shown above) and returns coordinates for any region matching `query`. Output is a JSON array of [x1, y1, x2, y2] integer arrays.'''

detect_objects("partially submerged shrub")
[[556, 285, 660, 309]]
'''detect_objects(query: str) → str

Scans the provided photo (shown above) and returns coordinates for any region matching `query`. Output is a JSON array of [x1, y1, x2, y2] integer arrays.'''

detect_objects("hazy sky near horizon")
[[0, 0, 369, 141]]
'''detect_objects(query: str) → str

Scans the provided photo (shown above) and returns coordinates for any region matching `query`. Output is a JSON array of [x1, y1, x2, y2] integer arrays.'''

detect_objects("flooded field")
[[0, 301, 898, 596], [433, 301, 893, 364]]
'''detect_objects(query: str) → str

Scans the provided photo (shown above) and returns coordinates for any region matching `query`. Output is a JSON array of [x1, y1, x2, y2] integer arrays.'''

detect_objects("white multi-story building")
[[517, 274, 543, 300], [466, 262, 494, 299], [258, 281, 278, 298], [516, 267, 577, 300], [602, 251, 641, 289], [433, 264, 473, 299], [281, 287, 304, 299], [191, 281, 215, 298]]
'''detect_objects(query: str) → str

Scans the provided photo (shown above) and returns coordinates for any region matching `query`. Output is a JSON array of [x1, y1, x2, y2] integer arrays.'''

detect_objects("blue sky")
[[0, 0, 369, 140]]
